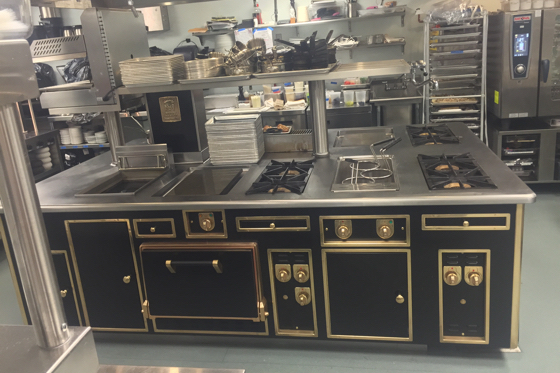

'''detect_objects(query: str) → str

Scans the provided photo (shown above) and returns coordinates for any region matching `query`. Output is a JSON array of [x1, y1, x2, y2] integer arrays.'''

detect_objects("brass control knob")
[[150, 227, 156, 233], [60, 290, 68, 298], [123, 275, 131, 284], [270, 223, 276, 229], [297, 292, 309, 306], [201, 218, 213, 231], [378, 225, 393, 239], [468, 272, 481, 286], [336, 225, 351, 239], [278, 269, 290, 282], [296, 269, 308, 283], [445, 271, 459, 286]]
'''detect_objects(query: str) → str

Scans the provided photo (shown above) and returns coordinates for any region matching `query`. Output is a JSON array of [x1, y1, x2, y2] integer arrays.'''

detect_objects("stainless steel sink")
[[333, 127, 393, 148], [153, 167, 246, 197], [331, 155, 399, 192], [75, 170, 167, 197]]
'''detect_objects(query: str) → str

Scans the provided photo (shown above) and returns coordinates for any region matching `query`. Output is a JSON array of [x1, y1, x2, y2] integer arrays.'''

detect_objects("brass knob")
[[395, 294, 405, 304], [60, 290, 68, 298], [463, 221, 469, 227], [468, 272, 481, 286], [336, 225, 351, 239], [150, 227, 156, 233], [270, 223, 276, 229], [278, 269, 289, 282], [201, 218, 213, 231], [123, 275, 131, 284], [297, 293, 309, 306], [445, 271, 458, 285], [296, 270, 307, 283], [378, 225, 392, 239]]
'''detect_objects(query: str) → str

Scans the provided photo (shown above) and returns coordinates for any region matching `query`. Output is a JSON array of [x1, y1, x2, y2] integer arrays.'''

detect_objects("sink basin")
[[331, 155, 399, 192], [333, 128, 393, 148], [75, 170, 166, 197], [153, 167, 245, 197]]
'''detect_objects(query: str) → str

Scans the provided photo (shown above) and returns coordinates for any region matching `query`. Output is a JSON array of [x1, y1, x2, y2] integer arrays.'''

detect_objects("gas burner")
[[418, 153, 497, 190], [246, 160, 314, 195], [407, 124, 460, 146]]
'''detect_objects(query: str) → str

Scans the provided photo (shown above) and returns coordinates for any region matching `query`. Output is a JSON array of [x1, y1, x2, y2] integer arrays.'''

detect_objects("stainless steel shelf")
[[60, 143, 110, 149], [273, 7, 406, 28], [117, 60, 411, 95]]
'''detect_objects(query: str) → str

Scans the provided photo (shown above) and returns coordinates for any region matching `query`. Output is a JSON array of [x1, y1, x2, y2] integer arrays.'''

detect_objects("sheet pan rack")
[[423, 11, 488, 141]]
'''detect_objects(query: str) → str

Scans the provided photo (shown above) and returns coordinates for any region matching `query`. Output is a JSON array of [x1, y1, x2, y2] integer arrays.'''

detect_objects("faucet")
[[410, 61, 439, 90]]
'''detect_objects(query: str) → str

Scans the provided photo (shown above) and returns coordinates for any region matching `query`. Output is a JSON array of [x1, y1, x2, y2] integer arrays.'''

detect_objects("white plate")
[[36, 147, 50, 154], [41, 157, 52, 164], [37, 152, 51, 159]]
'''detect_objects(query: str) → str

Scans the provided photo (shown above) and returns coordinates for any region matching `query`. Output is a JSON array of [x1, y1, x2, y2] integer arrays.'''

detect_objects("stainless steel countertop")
[[10, 123, 535, 213]]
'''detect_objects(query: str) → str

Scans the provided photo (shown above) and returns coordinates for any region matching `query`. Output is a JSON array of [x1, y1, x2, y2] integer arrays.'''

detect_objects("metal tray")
[[178, 74, 251, 85], [252, 61, 340, 79], [431, 117, 480, 122], [125, 81, 175, 88], [431, 109, 480, 115], [431, 99, 480, 106], [431, 32, 482, 40], [430, 24, 480, 31]]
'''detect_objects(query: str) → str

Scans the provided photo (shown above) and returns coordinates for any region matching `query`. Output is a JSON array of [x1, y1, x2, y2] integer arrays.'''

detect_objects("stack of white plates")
[[120, 55, 186, 86], [95, 131, 108, 144], [59, 128, 71, 145], [205, 115, 265, 165], [69, 127, 83, 145]]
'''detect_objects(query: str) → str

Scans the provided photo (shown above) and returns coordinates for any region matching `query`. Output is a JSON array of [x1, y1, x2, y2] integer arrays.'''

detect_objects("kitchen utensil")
[[247, 38, 266, 54]]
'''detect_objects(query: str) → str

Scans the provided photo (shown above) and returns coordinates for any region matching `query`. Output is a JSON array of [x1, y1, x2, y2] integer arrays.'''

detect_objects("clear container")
[[544, 0, 556, 7], [0, 0, 33, 40], [329, 91, 342, 107], [251, 95, 262, 108], [520, 0, 532, 10], [355, 90, 368, 106], [343, 90, 354, 107], [532, 0, 544, 8], [510, 0, 521, 10]]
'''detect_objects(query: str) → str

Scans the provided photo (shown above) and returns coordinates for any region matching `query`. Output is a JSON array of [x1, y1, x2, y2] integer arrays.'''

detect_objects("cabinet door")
[[322, 249, 412, 341], [51, 251, 81, 326], [66, 220, 147, 331]]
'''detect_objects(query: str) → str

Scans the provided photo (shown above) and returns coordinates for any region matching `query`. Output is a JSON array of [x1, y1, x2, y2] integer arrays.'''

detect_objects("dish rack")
[[423, 11, 488, 140]]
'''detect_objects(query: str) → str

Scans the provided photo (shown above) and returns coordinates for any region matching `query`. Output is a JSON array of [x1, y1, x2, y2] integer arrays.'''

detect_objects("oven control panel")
[[320, 215, 409, 247], [511, 14, 533, 79], [183, 210, 227, 238]]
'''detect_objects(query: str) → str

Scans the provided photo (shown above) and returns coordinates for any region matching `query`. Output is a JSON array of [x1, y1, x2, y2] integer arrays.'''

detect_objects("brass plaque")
[[159, 96, 181, 122]]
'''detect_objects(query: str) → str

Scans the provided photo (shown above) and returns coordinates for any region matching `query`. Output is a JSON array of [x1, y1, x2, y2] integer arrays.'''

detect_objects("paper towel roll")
[[297, 5, 310, 22]]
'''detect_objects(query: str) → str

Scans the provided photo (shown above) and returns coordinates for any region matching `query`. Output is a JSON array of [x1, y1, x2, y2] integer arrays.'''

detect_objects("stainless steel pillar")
[[309, 80, 329, 157], [0, 103, 69, 349], [104, 111, 125, 165]]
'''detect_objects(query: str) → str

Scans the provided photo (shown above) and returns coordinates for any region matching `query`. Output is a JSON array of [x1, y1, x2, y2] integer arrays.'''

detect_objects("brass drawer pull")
[[150, 227, 156, 233], [396, 294, 405, 304], [60, 290, 68, 298], [123, 275, 131, 284], [166, 259, 223, 274]]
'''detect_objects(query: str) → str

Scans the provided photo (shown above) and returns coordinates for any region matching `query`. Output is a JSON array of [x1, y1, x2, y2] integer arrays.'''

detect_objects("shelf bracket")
[[348, 20, 352, 33], [401, 15, 405, 27]]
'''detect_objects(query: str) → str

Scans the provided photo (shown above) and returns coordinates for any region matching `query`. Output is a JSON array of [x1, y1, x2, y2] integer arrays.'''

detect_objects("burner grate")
[[246, 160, 314, 195], [407, 124, 460, 146], [418, 153, 496, 190]]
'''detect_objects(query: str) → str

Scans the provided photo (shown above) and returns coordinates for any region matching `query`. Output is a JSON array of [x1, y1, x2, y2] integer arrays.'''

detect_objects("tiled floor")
[[1, 185, 559, 372]]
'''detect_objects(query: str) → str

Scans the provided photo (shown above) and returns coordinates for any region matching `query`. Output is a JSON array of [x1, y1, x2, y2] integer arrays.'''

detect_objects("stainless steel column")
[[0, 103, 69, 349], [104, 111, 125, 164], [309, 80, 329, 157]]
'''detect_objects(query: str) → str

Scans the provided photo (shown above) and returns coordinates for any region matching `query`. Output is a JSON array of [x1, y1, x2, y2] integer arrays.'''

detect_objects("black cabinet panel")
[[51, 252, 81, 326], [66, 220, 146, 330], [324, 250, 411, 339]]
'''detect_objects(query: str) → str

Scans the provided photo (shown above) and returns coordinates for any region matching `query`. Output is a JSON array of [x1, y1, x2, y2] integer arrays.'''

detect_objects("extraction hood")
[[31, 0, 219, 10]]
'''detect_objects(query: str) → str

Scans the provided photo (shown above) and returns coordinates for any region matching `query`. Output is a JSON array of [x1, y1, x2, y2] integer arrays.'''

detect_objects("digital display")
[[514, 33, 529, 57]]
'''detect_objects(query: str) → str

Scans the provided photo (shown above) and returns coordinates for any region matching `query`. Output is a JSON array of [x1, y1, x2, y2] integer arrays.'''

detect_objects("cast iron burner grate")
[[246, 159, 314, 195], [407, 124, 460, 146], [418, 153, 497, 190]]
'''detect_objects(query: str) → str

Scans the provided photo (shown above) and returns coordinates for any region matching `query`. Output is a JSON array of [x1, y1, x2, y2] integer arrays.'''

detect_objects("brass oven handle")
[[166, 259, 223, 274]]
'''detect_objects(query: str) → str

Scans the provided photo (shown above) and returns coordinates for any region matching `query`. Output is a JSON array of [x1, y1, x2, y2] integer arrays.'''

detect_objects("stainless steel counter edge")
[[0, 123, 535, 213]]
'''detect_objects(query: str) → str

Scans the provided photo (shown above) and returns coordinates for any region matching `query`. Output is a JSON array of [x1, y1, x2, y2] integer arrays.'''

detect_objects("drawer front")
[[133, 219, 176, 238], [422, 214, 510, 231], [236, 216, 310, 232], [140, 242, 261, 321]]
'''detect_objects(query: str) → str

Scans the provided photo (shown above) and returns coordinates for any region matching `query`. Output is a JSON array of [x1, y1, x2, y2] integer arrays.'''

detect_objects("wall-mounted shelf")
[[60, 143, 110, 149], [339, 41, 406, 58]]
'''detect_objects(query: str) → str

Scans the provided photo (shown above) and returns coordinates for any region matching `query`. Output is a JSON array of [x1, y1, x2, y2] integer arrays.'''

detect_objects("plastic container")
[[544, 0, 556, 7], [532, 0, 544, 8], [343, 90, 354, 106], [204, 94, 239, 109], [251, 95, 262, 108], [264, 92, 283, 102], [0, 0, 33, 39], [294, 91, 306, 101], [510, 0, 521, 10], [355, 90, 368, 106], [520, 0, 532, 9], [329, 91, 342, 107]]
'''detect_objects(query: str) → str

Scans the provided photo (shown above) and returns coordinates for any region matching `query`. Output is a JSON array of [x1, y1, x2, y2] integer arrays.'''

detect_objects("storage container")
[[0, 0, 33, 39], [308, 1, 346, 20], [204, 94, 239, 110], [343, 90, 354, 106]]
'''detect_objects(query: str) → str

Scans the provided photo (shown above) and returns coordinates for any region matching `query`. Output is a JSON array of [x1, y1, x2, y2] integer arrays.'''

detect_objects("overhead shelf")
[[117, 60, 411, 95], [60, 143, 110, 149]]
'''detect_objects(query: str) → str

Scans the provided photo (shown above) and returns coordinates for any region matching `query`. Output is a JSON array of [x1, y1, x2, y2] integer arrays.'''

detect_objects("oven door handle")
[[165, 260, 223, 274], [541, 59, 550, 83]]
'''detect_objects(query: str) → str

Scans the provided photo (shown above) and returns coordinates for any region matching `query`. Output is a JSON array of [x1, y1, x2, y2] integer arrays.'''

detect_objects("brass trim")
[[438, 249, 491, 344], [268, 249, 318, 338], [151, 317, 270, 336], [183, 210, 228, 239], [319, 215, 411, 247], [52, 250, 83, 326], [65, 219, 149, 332], [510, 204, 524, 349], [236, 216, 311, 232], [139, 241, 266, 322], [0, 220, 28, 325], [322, 249, 413, 341], [422, 213, 511, 231], [165, 260, 175, 273], [212, 259, 223, 274], [60, 290, 68, 298], [133, 218, 176, 238]]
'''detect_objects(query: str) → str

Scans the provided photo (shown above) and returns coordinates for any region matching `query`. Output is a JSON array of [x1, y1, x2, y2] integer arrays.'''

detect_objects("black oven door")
[[140, 242, 262, 321]]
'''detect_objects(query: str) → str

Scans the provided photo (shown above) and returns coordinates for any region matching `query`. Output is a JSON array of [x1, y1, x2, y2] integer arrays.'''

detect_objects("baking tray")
[[431, 32, 481, 40], [264, 125, 292, 134], [431, 117, 480, 123], [178, 74, 251, 85], [431, 99, 480, 106], [125, 81, 175, 88], [431, 109, 480, 115], [252, 61, 340, 79]]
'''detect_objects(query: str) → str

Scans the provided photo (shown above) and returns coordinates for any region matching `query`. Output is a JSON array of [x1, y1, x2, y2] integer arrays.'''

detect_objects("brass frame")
[[139, 241, 267, 323], [322, 248, 413, 341], [438, 249, 491, 344], [183, 210, 228, 239], [319, 215, 411, 247], [151, 318, 269, 336], [65, 219, 149, 332], [267, 249, 318, 337], [51, 250, 83, 326], [0, 219, 28, 325], [422, 213, 511, 231], [133, 218, 176, 238], [510, 204, 524, 349], [237, 216, 311, 232]]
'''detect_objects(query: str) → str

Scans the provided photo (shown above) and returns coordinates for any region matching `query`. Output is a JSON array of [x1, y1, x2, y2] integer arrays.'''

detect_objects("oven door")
[[537, 9, 560, 117], [140, 242, 262, 321]]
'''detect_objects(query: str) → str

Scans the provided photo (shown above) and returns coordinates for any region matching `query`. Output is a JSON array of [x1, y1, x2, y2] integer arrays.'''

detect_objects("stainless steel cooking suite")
[[2, 122, 533, 351]]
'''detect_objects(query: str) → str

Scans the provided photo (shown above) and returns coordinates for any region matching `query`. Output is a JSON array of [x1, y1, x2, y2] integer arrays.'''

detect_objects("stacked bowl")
[[59, 128, 71, 145], [69, 127, 83, 145], [95, 131, 108, 143]]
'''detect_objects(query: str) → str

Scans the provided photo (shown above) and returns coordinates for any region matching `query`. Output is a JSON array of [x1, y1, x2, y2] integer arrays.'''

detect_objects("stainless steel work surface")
[[19, 123, 535, 213], [154, 167, 245, 197], [0, 325, 98, 373], [98, 366, 244, 373], [333, 128, 394, 147]]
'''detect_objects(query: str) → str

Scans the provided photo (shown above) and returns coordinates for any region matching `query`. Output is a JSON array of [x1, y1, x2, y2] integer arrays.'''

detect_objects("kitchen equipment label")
[[159, 96, 181, 122], [494, 90, 499, 105]]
